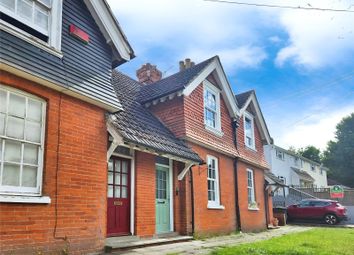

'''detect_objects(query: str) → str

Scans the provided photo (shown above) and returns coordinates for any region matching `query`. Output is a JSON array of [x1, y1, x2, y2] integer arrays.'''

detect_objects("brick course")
[[0, 72, 107, 254]]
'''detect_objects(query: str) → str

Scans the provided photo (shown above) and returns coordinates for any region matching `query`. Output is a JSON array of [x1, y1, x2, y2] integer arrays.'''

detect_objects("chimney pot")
[[179, 61, 185, 71], [185, 58, 191, 68]]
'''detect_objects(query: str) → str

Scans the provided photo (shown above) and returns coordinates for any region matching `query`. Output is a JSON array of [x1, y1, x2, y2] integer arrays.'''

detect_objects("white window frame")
[[206, 155, 224, 209], [203, 80, 222, 135], [0, 84, 46, 197], [244, 111, 256, 150], [276, 150, 284, 161], [0, 0, 63, 56], [247, 168, 257, 210]]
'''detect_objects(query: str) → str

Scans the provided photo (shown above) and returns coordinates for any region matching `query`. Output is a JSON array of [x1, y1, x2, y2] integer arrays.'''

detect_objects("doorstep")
[[104, 233, 193, 253]]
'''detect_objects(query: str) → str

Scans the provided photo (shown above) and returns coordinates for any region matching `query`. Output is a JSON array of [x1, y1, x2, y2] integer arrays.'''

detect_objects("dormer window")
[[204, 80, 221, 134], [244, 112, 255, 150], [0, 0, 62, 53]]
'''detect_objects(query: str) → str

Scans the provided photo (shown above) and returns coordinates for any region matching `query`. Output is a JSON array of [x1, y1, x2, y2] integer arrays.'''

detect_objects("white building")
[[264, 145, 328, 188]]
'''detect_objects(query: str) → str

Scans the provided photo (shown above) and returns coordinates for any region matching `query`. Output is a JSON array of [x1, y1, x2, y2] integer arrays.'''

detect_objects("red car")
[[287, 199, 348, 225]]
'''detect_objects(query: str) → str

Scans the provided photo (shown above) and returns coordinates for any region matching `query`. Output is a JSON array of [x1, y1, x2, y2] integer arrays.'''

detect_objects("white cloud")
[[274, 105, 354, 150], [275, 0, 354, 68], [107, 0, 269, 72]]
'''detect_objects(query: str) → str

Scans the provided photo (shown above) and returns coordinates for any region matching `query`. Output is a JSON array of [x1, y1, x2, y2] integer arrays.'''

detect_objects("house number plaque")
[[114, 201, 123, 206]]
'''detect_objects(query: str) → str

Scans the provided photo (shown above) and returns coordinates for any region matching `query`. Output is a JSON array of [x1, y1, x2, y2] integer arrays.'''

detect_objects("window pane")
[[122, 161, 128, 173], [121, 187, 127, 198], [9, 93, 26, 118], [23, 144, 38, 165], [4, 140, 21, 162], [115, 172, 120, 185], [0, 90, 6, 112], [0, 0, 15, 11], [18, 0, 33, 22], [107, 185, 113, 198], [25, 121, 41, 142], [108, 171, 113, 184], [122, 173, 127, 185], [27, 99, 42, 122], [0, 113, 5, 135], [116, 160, 121, 172], [22, 166, 37, 187], [7, 116, 25, 139], [34, 5, 49, 31], [2, 163, 20, 186], [114, 186, 121, 198]]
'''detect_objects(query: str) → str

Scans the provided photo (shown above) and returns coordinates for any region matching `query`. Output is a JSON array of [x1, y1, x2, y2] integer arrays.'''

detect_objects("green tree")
[[323, 113, 354, 187], [297, 146, 322, 163]]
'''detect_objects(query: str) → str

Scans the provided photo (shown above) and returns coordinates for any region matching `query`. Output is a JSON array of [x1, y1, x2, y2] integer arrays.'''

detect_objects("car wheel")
[[324, 214, 338, 225]]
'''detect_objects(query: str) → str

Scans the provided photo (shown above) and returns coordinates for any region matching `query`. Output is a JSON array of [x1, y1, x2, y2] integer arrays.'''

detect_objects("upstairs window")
[[276, 150, 284, 160], [311, 164, 316, 172], [0, 0, 62, 51], [207, 155, 221, 208], [204, 81, 221, 133], [244, 112, 255, 150], [0, 85, 46, 196]]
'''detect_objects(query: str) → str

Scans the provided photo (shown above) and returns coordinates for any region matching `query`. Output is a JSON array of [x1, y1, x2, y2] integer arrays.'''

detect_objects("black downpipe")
[[232, 119, 242, 231], [190, 168, 195, 235]]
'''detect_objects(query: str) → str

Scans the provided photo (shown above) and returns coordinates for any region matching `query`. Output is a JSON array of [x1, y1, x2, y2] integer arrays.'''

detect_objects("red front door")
[[107, 157, 130, 236]]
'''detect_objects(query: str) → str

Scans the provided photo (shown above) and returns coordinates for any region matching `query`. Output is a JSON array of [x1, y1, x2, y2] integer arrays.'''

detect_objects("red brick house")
[[128, 56, 274, 235], [0, 0, 136, 254]]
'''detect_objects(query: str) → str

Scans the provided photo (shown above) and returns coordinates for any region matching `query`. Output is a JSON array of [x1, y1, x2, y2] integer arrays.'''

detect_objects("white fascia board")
[[183, 58, 239, 118], [84, 0, 133, 61], [239, 93, 271, 145]]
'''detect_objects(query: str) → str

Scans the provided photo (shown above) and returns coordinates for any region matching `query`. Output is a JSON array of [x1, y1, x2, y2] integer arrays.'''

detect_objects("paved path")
[[110, 226, 311, 255]]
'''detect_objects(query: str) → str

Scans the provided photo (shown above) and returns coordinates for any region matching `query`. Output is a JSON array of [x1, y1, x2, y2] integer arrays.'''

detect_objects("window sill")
[[205, 125, 224, 137], [0, 195, 51, 204], [0, 20, 63, 59], [248, 207, 260, 211], [245, 145, 257, 152], [207, 204, 225, 210]]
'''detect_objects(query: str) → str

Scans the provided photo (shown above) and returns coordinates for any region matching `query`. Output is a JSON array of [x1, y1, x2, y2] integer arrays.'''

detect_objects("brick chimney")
[[179, 58, 195, 71], [136, 63, 162, 85]]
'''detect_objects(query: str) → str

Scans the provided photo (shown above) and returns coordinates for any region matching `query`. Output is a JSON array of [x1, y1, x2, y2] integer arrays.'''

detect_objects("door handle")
[[157, 201, 165, 204]]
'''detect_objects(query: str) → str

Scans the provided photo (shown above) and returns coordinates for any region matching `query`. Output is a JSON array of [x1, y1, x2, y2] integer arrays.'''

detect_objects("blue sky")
[[107, 0, 354, 151]]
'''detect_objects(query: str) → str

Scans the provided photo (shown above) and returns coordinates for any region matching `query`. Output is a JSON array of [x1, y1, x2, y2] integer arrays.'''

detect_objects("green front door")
[[155, 165, 170, 234]]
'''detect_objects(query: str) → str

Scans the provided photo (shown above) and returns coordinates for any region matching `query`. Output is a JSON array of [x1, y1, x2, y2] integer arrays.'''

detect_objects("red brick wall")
[[237, 113, 269, 169], [237, 161, 267, 232], [148, 96, 186, 138], [184, 80, 238, 156], [134, 151, 156, 237], [189, 143, 237, 235], [0, 72, 108, 254]]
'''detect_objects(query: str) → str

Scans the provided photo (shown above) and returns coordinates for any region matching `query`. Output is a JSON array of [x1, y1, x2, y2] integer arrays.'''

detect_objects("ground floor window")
[[247, 168, 257, 209], [0, 85, 46, 196], [207, 155, 221, 207]]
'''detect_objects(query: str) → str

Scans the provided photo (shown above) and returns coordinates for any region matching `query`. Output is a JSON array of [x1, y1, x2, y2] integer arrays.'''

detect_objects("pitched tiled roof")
[[235, 90, 254, 108], [137, 56, 216, 103], [265, 170, 287, 186], [110, 71, 203, 163]]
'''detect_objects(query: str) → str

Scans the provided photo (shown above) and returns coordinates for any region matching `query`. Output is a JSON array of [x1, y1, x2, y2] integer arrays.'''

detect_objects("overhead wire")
[[204, 0, 354, 13]]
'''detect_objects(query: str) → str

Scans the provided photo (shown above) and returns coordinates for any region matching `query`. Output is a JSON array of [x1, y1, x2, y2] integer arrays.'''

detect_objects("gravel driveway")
[[109, 226, 311, 255]]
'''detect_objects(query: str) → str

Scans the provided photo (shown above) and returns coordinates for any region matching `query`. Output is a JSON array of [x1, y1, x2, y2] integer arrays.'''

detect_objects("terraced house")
[[1, 0, 276, 254]]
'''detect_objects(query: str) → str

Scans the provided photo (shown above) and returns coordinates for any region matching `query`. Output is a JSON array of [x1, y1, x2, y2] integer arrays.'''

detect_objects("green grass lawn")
[[211, 228, 354, 255]]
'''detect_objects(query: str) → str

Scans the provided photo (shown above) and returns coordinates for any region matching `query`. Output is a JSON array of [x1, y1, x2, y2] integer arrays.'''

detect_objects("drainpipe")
[[232, 118, 242, 231], [189, 168, 195, 235], [264, 183, 270, 228]]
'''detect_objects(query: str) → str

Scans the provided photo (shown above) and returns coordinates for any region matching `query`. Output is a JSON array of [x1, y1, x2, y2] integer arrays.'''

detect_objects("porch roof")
[[110, 71, 203, 164], [291, 167, 315, 182]]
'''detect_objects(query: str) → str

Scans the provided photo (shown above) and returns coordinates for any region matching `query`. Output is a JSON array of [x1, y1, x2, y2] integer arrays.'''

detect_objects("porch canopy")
[[291, 167, 315, 183], [107, 71, 203, 179]]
